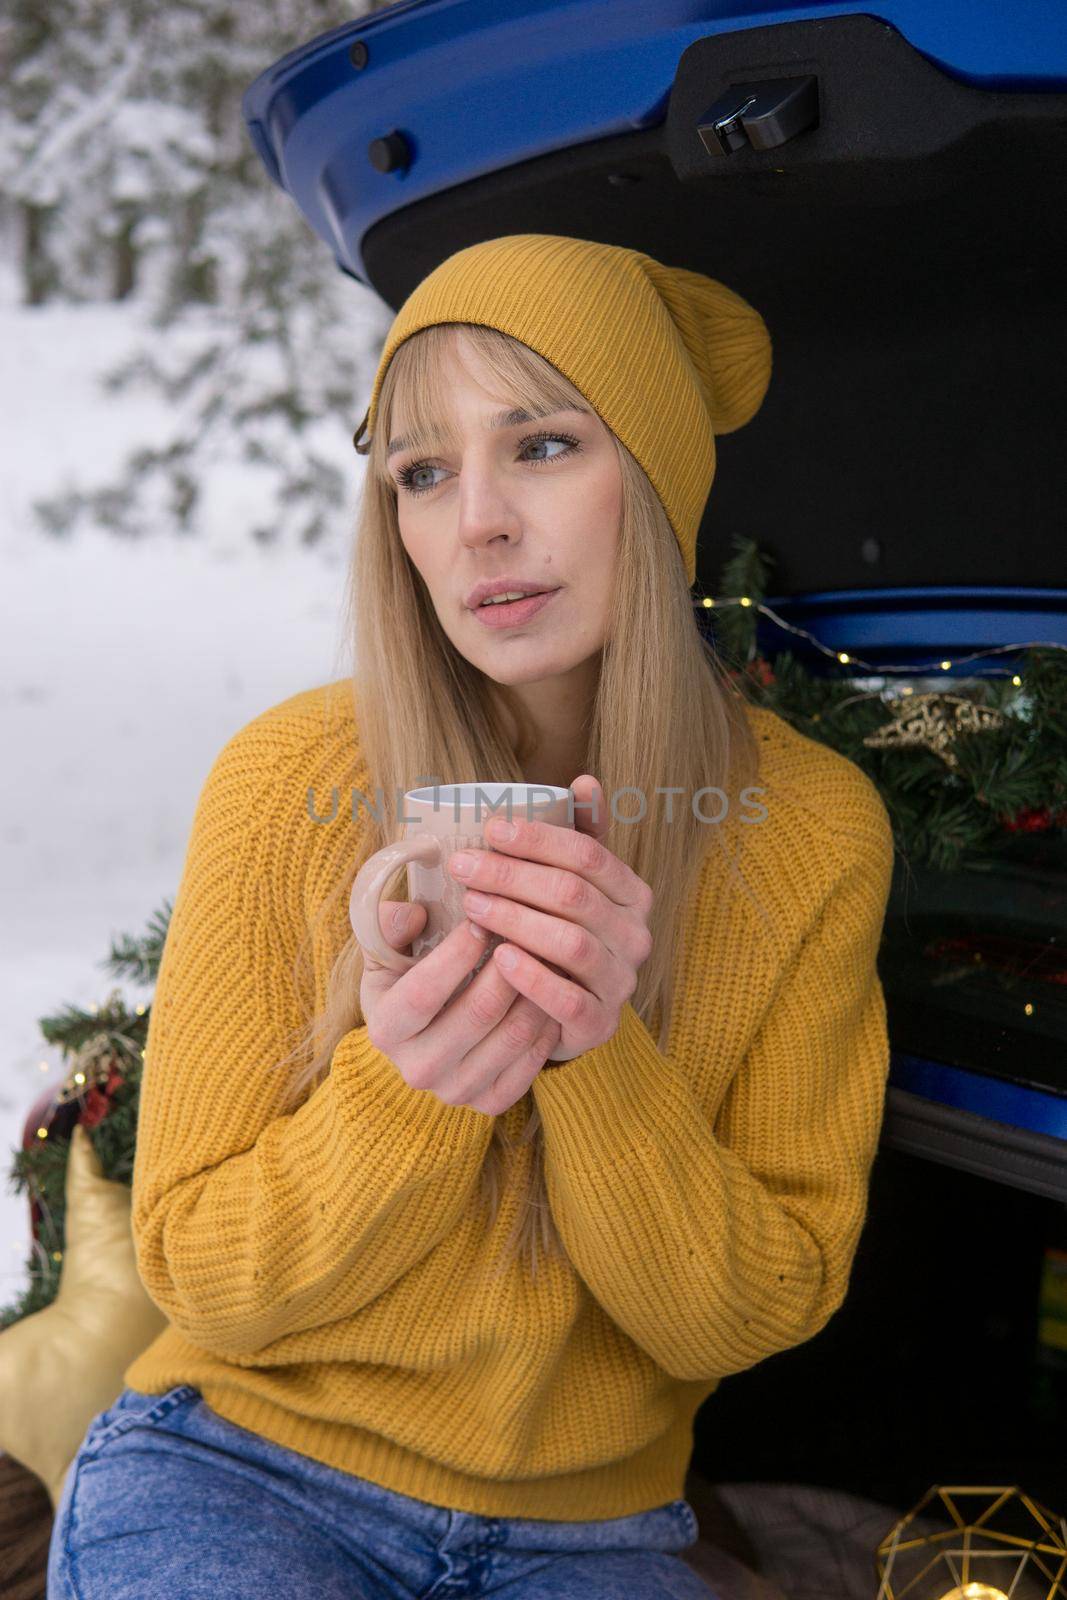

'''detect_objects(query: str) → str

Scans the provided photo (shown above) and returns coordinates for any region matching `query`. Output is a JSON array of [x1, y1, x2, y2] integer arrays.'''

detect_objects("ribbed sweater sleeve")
[[131, 719, 493, 1363], [530, 794, 895, 1384]]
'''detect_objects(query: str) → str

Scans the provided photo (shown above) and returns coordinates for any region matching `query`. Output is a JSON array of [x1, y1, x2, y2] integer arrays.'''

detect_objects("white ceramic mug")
[[349, 782, 576, 1061]]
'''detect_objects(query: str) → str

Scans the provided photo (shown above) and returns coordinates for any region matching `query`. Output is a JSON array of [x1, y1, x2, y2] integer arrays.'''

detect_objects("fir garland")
[[0, 912, 166, 1332], [710, 535, 1067, 874]]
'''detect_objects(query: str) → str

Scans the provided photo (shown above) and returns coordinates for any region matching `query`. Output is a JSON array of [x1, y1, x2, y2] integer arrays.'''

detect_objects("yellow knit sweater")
[[124, 677, 896, 1521]]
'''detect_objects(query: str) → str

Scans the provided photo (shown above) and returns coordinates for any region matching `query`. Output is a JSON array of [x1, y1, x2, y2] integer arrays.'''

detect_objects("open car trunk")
[[244, 2, 1067, 1511]]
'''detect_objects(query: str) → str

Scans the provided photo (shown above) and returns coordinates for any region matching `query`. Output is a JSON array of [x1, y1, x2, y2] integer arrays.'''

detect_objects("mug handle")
[[348, 836, 443, 972]]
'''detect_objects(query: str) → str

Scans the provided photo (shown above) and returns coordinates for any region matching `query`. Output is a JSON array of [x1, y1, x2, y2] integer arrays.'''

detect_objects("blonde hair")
[[268, 322, 775, 1279]]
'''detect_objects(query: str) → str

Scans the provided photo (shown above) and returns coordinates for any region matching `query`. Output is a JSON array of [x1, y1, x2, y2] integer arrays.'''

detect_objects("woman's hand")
[[447, 775, 655, 1063], [359, 898, 562, 1116]]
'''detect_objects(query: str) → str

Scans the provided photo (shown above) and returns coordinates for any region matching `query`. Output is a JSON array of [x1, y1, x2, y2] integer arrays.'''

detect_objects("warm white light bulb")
[[939, 1584, 1010, 1600]]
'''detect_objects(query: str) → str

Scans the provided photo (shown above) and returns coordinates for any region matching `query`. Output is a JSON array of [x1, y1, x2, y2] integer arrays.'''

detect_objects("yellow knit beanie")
[[353, 233, 773, 587]]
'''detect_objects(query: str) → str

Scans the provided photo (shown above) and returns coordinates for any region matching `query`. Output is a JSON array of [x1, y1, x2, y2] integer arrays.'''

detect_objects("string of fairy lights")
[[696, 592, 1067, 687]]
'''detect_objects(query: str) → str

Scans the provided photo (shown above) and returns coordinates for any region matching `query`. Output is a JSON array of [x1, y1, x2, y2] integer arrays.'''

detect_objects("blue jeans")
[[48, 1384, 718, 1599]]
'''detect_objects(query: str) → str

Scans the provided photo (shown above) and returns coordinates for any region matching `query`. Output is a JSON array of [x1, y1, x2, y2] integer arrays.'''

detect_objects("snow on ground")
[[0, 260, 382, 1308]]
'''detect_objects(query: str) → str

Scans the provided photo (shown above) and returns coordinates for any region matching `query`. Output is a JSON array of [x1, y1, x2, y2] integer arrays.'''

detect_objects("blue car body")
[[242, 0, 1067, 287]]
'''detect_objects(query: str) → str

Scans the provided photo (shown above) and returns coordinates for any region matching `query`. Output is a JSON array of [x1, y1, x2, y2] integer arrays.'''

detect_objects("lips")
[[471, 587, 561, 628], [467, 579, 556, 608]]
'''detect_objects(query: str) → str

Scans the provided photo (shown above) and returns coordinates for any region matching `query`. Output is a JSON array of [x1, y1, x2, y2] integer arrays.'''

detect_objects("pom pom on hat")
[[641, 258, 772, 436]]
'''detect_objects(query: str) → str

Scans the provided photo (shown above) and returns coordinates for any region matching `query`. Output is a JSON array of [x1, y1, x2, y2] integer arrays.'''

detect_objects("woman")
[[48, 234, 895, 1599]]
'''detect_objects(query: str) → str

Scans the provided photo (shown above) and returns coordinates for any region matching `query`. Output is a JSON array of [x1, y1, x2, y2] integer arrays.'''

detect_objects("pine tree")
[[1, 0, 393, 547]]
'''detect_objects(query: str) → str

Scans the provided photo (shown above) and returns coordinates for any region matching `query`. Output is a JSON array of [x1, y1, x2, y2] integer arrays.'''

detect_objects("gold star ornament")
[[862, 693, 1005, 769]]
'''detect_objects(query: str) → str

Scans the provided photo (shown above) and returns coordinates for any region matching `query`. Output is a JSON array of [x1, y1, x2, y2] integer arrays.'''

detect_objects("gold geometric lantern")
[[875, 1485, 1067, 1599]]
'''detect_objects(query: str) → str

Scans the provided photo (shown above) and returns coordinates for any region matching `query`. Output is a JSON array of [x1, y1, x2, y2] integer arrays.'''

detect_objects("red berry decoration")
[[79, 1061, 126, 1129]]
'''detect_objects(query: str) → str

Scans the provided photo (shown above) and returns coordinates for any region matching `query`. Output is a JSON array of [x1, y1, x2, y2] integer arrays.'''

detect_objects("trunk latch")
[[697, 75, 819, 156]]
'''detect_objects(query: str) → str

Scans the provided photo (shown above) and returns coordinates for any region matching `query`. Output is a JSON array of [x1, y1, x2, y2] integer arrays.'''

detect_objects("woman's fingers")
[[379, 898, 425, 949], [359, 899, 556, 1113], [360, 899, 428, 974], [363, 915, 491, 1047], [456, 1012, 563, 1116]]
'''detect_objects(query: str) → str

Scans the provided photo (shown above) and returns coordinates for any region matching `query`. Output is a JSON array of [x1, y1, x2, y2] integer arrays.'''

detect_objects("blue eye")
[[394, 431, 583, 497]]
